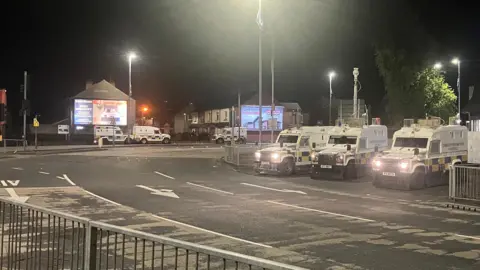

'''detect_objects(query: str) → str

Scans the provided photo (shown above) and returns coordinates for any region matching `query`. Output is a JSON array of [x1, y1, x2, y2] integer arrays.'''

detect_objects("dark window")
[[277, 135, 299, 144], [394, 137, 428, 148], [328, 136, 357, 145], [154, 130, 160, 134], [430, 140, 440, 154]]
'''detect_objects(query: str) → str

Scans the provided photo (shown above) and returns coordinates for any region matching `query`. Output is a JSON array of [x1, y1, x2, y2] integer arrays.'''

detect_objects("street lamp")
[[126, 51, 137, 141], [451, 57, 461, 116], [328, 71, 336, 125], [433, 62, 442, 70]]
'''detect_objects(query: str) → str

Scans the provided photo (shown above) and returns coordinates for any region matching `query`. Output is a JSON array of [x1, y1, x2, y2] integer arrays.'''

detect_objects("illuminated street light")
[[433, 62, 442, 70], [451, 57, 461, 116], [142, 107, 149, 112], [328, 71, 336, 125]]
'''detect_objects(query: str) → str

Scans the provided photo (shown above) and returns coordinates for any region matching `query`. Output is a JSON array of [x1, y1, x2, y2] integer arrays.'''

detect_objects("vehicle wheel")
[[141, 138, 148, 144], [279, 158, 295, 176], [163, 138, 171, 144], [408, 170, 426, 190], [216, 138, 224, 144], [343, 162, 356, 180], [238, 138, 246, 144]]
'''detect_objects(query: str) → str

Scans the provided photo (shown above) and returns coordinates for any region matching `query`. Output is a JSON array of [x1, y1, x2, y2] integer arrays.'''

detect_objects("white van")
[[93, 126, 129, 144], [133, 126, 171, 144]]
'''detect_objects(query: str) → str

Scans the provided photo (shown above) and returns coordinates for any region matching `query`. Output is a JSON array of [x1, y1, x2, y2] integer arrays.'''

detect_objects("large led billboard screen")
[[74, 99, 127, 126], [241, 105, 284, 131]]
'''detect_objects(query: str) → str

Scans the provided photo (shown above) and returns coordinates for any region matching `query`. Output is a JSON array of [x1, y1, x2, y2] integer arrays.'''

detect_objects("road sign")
[[33, 117, 39, 127], [58, 125, 69, 134]]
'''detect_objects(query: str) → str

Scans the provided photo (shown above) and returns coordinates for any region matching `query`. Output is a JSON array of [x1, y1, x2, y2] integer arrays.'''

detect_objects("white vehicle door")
[[296, 136, 311, 165]]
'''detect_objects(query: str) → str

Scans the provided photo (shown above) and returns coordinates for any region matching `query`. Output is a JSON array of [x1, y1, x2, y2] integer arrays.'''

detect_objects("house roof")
[[73, 80, 131, 101], [279, 102, 301, 111]]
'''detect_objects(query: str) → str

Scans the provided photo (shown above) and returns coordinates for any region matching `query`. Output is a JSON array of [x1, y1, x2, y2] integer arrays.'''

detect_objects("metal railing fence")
[[223, 145, 261, 167], [0, 198, 307, 270], [449, 164, 480, 202]]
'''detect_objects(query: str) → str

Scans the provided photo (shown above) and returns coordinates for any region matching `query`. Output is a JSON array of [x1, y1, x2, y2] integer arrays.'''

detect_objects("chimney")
[[86, 80, 93, 90]]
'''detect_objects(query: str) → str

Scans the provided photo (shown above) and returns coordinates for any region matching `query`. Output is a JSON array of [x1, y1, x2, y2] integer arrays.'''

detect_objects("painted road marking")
[[241, 183, 307, 195], [11, 167, 23, 171], [136, 185, 180, 199], [154, 171, 175, 180], [453, 233, 480, 241], [56, 176, 65, 180], [186, 182, 234, 195], [1, 180, 20, 187], [63, 174, 76, 186], [38, 171, 50, 175], [151, 214, 272, 248], [4, 188, 29, 203], [267, 201, 376, 222], [83, 190, 123, 206]]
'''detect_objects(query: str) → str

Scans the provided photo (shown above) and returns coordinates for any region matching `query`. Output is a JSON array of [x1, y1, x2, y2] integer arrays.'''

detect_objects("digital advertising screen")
[[74, 99, 127, 126], [241, 105, 284, 131]]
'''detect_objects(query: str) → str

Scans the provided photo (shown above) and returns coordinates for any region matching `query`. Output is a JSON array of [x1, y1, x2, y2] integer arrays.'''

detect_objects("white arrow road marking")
[[56, 176, 65, 180], [153, 171, 175, 180], [186, 182, 234, 195], [39, 171, 50, 175], [1, 180, 20, 187], [136, 185, 179, 199], [11, 167, 23, 171], [241, 183, 307, 195], [4, 188, 29, 203], [267, 201, 375, 222], [62, 174, 76, 186]]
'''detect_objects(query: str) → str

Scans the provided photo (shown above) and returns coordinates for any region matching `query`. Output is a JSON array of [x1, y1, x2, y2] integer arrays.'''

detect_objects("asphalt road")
[[1, 148, 480, 269]]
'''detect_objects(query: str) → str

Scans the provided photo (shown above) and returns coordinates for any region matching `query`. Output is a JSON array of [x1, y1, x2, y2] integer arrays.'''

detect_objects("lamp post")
[[126, 52, 137, 141], [433, 62, 442, 70], [451, 58, 461, 116], [328, 71, 336, 125], [256, 0, 263, 146]]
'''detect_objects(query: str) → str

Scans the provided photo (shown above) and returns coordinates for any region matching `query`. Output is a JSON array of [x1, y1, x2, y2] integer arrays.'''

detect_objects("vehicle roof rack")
[[335, 118, 365, 128], [417, 117, 442, 128]]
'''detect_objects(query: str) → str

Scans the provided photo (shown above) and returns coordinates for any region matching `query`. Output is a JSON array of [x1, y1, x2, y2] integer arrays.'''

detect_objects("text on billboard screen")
[[240, 105, 284, 131]]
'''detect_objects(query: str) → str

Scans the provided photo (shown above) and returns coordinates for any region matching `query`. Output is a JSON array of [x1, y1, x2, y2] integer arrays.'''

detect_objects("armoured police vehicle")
[[254, 126, 333, 175], [310, 118, 388, 180], [372, 118, 468, 190]]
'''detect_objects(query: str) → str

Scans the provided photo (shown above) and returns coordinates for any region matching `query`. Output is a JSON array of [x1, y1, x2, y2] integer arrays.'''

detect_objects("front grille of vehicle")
[[317, 154, 336, 165], [380, 159, 401, 171]]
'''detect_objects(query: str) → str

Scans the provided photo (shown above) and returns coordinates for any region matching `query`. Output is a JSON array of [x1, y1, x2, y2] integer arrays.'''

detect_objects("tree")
[[413, 68, 457, 120]]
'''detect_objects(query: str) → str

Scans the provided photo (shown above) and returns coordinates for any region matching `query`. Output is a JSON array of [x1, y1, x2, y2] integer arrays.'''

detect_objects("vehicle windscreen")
[[394, 137, 428, 148], [328, 136, 357, 145], [277, 135, 299, 144]]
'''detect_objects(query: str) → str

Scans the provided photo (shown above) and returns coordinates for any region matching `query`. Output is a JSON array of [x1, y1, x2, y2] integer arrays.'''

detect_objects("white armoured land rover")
[[254, 126, 333, 175], [310, 118, 388, 180], [372, 118, 468, 190]]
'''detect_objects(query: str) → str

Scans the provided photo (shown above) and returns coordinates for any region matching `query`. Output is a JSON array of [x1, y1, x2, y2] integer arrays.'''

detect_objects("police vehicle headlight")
[[373, 160, 382, 168], [255, 151, 261, 161], [271, 153, 280, 161], [311, 153, 318, 162], [336, 155, 344, 163], [399, 161, 409, 170]]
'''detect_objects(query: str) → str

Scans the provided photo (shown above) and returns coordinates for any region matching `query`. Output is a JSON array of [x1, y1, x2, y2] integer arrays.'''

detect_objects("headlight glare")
[[255, 152, 261, 160], [271, 153, 280, 160], [373, 160, 381, 167], [399, 161, 408, 169]]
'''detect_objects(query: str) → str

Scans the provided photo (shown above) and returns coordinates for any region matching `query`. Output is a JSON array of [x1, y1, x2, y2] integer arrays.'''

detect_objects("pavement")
[[1, 146, 480, 269]]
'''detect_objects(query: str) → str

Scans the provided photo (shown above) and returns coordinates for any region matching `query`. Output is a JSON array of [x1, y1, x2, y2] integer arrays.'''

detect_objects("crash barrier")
[[449, 164, 480, 203], [223, 145, 261, 167], [0, 198, 306, 270]]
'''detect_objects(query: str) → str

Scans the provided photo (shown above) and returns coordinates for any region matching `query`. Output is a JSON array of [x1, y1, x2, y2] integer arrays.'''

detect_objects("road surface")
[[1, 146, 479, 269]]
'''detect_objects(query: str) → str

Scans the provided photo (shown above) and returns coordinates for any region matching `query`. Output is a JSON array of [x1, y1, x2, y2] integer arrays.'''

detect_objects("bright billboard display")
[[241, 105, 284, 131], [74, 99, 127, 126]]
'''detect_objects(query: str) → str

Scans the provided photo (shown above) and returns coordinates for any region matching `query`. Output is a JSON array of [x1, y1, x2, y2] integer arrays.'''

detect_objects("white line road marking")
[[5, 188, 29, 203], [151, 214, 272, 248], [1, 180, 20, 187], [241, 183, 306, 195], [452, 233, 480, 241], [62, 174, 76, 186], [136, 185, 180, 199], [186, 182, 234, 195], [154, 171, 175, 180], [83, 190, 123, 206], [56, 176, 65, 180], [267, 201, 376, 222], [39, 171, 50, 175], [11, 167, 23, 171]]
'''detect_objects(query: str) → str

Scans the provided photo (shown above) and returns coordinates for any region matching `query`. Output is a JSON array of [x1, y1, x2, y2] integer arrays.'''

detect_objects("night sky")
[[1, 0, 478, 129]]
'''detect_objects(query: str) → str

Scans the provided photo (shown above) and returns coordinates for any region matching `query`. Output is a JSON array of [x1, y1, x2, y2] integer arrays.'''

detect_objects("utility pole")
[[457, 61, 461, 116], [353, 68, 359, 118], [23, 71, 28, 150], [257, 0, 263, 146], [238, 91, 241, 139]]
